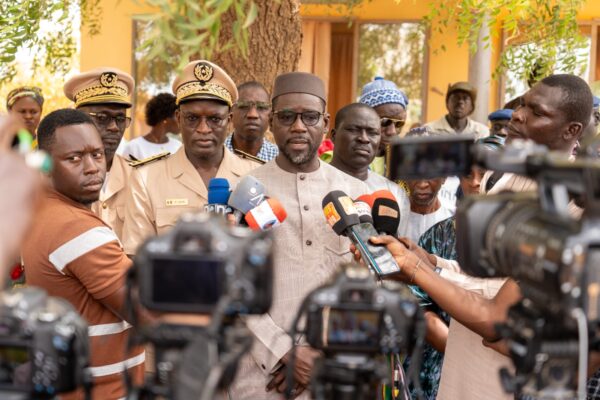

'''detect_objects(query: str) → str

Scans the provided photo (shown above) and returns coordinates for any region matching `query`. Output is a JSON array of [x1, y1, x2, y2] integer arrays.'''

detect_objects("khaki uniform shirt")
[[424, 115, 489, 139], [121, 147, 259, 254], [91, 154, 131, 240], [228, 160, 368, 399]]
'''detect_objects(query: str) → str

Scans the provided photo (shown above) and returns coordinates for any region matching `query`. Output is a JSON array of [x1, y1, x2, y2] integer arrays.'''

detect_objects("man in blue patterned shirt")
[[226, 81, 279, 162]]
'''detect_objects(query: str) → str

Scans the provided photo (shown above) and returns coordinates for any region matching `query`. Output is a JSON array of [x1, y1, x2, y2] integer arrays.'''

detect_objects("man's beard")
[[281, 141, 319, 165], [75, 192, 100, 206]]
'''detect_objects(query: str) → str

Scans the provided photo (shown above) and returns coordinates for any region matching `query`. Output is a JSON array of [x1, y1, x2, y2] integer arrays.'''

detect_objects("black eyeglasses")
[[380, 117, 405, 132], [88, 112, 131, 129], [181, 113, 228, 130], [234, 101, 271, 113], [273, 110, 323, 127]]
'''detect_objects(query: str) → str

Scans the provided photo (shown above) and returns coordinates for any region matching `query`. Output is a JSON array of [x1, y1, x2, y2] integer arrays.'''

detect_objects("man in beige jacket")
[[228, 72, 368, 399], [122, 60, 259, 255], [64, 67, 135, 239]]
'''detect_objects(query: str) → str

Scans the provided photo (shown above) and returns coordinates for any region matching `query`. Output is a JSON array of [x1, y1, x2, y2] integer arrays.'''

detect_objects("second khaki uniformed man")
[[64, 67, 136, 239], [122, 60, 259, 255]]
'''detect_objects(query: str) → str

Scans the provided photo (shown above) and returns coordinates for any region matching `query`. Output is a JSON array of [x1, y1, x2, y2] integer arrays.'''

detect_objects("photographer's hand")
[[0, 118, 39, 275], [373, 236, 521, 341], [367, 235, 433, 283]]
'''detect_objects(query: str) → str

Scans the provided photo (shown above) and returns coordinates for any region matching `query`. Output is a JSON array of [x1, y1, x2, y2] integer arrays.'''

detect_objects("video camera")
[[389, 134, 600, 398], [126, 213, 274, 400], [288, 263, 425, 400], [0, 287, 91, 400]]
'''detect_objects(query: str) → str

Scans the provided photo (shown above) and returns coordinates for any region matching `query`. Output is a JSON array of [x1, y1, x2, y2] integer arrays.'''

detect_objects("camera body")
[[0, 287, 90, 398], [134, 212, 273, 316], [305, 264, 421, 355], [299, 264, 423, 400], [389, 135, 600, 397]]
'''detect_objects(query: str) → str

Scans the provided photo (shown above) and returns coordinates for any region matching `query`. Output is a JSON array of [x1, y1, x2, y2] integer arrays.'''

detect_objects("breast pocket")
[[323, 234, 353, 273], [155, 207, 195, 234]]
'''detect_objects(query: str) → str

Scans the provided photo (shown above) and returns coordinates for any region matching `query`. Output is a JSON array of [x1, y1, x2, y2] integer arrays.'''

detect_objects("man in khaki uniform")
[[64, 67, 136, 239], [122, 60, 259, 255]]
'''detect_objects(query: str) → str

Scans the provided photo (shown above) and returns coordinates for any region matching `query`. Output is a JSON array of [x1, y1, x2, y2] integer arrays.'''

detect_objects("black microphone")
[[371, 190, 401, 235], [322, 190, 400, 277], [227, 176, 266, 224]]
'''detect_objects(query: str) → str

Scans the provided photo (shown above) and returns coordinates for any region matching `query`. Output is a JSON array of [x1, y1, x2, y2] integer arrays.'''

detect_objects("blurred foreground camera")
[[127, 213, 273, 400], [0, 288, 90, 400], [289, 264, 425, 400], [134, 212, 273, 316]]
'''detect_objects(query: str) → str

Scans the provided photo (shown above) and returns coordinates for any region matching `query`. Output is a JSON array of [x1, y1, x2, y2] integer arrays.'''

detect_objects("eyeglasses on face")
[[181, 113, 228, 130], [380, 117, 405, 132], [273, 110, 323, 127], [234, 101, 271, 113], [88, 112, 132, 129]]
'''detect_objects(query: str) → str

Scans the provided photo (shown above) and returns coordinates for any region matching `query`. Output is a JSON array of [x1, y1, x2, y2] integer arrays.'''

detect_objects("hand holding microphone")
[[322, 190, 400, 277]]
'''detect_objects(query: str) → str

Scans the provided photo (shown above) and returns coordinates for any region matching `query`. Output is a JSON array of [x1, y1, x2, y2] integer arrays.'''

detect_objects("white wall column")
[[468, 14, 492, 124]]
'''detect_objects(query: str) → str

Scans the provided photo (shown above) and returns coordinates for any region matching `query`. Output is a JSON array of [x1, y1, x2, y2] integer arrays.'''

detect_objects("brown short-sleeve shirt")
[[22, 189, 144, 400]]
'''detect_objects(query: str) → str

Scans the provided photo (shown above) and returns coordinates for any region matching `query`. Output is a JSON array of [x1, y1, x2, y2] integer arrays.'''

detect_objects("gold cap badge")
[[194, 63, 214, 83]]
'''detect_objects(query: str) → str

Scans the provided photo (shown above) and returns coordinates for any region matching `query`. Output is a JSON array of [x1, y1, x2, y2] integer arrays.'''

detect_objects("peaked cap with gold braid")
[[64, 67, 135, 108], [172, 60, 237, 106]]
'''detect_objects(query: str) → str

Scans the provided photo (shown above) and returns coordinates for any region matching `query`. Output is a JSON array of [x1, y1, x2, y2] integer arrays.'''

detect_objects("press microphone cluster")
[[204, 176, 287, 231], [322, 190, 402, 277]]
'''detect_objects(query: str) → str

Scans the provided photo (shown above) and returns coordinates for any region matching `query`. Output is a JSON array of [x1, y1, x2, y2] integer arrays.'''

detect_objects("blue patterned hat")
[[359, 77, 408, 109], [488, 109, 513, 121], [593, 96, 600, 109]]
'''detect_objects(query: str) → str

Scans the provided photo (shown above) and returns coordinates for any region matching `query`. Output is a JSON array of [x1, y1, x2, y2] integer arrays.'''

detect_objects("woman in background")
[[6, 86, 44, 138]]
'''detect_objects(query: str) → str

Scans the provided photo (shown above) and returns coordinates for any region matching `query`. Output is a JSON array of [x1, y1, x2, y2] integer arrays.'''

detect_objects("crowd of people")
[[1, 57, 599, 400]]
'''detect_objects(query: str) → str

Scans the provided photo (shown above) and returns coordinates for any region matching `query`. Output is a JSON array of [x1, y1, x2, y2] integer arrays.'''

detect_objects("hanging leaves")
[[0, 0, 102, 86], [0, 0, 589, 89], [420, 0, 588, 83], [134, 0, 260, 74]]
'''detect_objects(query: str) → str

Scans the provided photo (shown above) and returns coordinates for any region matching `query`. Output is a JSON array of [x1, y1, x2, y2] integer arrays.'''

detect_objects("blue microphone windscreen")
[[208, 178, 231, 204]]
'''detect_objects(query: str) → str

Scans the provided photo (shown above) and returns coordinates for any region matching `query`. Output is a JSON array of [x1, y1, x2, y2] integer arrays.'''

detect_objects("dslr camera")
[[389, 135, 600, 399], [127, 213, 274, 400], [291, 263, 424, 400], [0, 287, 90, 399], [134, 212, 273, 318]]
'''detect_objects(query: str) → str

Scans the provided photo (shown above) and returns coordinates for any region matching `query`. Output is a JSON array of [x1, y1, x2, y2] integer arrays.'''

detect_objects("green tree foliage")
[[358, 23, 426, 104], [0, 0, 589, 88], [134, 0, 259, 74], [0, 0, 101, 86], [423, 0, 588, 82]]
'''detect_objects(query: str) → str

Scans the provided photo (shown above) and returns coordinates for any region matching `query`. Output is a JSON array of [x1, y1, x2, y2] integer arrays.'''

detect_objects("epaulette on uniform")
[[233, 148, 266, 165], [127, 152, 171, 168]]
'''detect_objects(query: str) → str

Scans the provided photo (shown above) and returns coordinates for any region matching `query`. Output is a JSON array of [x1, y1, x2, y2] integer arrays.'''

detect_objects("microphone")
[[228, 176, 266, 223], [204, 178, 233, 216], [322, 190, 400, 277], [354, 195, 374, 224], [245, 198, 287, 231], [371, 190, 401, 235]]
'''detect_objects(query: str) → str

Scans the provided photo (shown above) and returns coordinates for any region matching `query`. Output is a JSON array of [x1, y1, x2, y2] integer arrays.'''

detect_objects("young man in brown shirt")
[[22, 108, 144, 400]]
